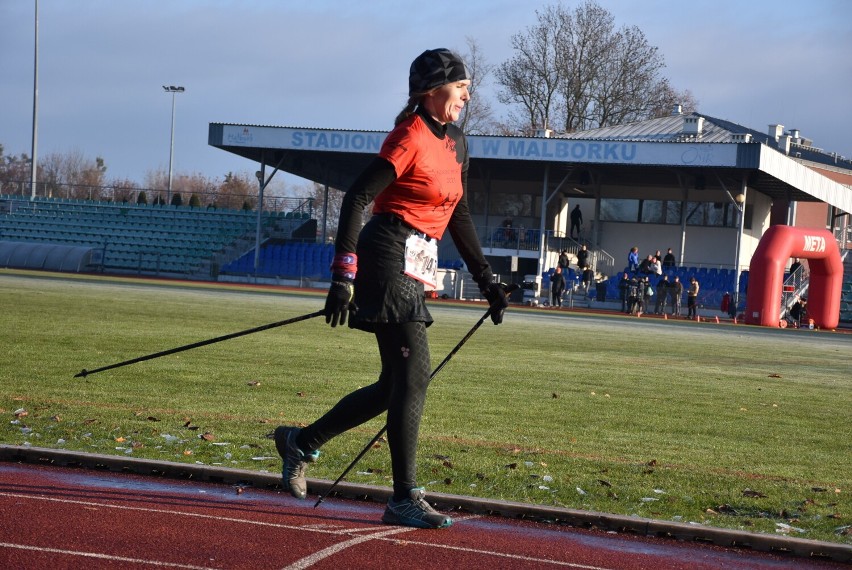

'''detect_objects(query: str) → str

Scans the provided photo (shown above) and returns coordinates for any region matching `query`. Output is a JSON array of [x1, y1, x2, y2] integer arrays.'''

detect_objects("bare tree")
[[145, 168, 275, 210], [496, 5, 564, 135], [106, 178, 139, 203], [647, 80, 700, 118], [40, 149, 107, 199], [215, 171, 257, 210], [143, 169, 170, 204], [498, 0, 673, 134], [458, 37, 497, 135], [558, 0, 610, 131], [308, 181, 346, 240], [1, 143, 291, 210], [0, 145, 32, 194], [587, 23, 665, 127]]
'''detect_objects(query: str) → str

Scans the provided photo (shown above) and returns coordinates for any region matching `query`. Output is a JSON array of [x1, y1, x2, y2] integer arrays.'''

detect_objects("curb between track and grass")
[[1, 445, 849, 564]]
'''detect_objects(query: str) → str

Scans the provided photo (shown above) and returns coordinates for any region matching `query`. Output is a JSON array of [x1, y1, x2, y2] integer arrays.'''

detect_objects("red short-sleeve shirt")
[[373, 114, 464, 239]]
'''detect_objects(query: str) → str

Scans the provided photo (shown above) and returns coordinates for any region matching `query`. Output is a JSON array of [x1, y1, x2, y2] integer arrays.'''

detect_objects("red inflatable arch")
[[744, 225, 843, 329]]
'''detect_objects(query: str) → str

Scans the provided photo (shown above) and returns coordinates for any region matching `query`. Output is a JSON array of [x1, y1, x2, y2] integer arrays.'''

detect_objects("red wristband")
[[331, 252, 358, 280]]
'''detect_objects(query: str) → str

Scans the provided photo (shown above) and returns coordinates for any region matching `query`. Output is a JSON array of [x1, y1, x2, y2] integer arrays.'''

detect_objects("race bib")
[[404, 234, 438, 288]]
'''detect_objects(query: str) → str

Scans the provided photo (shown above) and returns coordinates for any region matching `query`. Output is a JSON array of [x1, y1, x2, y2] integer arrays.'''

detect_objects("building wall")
[[595, 221, 739, 272], [575, 190, 771, 274], [467, 186, 788, 275], [794, 201, 830, 229]]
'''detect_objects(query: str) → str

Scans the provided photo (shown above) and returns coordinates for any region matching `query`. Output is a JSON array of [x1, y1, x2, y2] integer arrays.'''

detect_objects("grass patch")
[[1, 271, 850, 544]]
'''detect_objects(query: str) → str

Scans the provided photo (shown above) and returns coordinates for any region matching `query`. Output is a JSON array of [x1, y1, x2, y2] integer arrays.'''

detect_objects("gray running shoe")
[[273, 426, 320, 499], [381, 487, 453, 529]]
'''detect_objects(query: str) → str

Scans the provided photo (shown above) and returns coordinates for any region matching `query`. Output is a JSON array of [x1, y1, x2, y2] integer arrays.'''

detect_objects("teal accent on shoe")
[[274, 426, 319, 499], [381, 487, 453, 529]]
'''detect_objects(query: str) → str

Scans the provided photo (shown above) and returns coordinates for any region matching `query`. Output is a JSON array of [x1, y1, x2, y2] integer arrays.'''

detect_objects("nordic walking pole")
[[314, 284, 518, 508], [75, 309, 325, 378]]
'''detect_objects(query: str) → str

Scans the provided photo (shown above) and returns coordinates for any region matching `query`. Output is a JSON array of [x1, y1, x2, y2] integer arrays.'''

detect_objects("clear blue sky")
[[2, 0, 851, 191]]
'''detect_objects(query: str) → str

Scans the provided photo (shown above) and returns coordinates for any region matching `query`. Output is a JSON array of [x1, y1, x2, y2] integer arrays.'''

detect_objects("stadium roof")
[[209, 111, 852, 214]]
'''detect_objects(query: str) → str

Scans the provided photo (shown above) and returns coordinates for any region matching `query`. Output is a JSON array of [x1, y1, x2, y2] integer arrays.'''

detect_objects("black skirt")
[[349, 214, 433, 333]]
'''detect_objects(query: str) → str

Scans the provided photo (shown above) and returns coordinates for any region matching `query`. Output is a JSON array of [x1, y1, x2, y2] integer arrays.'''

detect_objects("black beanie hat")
[[408, 48, 470, 96]]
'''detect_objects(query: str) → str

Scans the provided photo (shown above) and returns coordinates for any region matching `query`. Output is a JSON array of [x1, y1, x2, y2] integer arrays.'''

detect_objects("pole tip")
[[313, 496, 324, 508], [75, 369, 88, 378]]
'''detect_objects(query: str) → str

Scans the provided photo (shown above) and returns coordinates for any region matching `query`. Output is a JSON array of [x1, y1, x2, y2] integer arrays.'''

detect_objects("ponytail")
[[393, 95, 420, 126]]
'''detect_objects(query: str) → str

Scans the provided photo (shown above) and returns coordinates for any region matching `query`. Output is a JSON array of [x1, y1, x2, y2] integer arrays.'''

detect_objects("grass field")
[[2, 270, 850, 544]]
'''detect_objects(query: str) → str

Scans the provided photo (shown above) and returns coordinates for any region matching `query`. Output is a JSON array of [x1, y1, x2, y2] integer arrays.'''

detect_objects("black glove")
[[324, 277, 356, 327], [482, 282, 510, 325]]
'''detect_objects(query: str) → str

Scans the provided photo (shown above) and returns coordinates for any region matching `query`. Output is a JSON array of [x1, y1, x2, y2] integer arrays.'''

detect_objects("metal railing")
[[477, 227, 616, 276], [0, 181, 313, 218], [779, 265, 809, 322]]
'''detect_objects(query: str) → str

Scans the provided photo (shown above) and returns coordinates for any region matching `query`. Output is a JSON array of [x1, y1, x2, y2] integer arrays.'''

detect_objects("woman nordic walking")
[[273, 48, 509, 529]]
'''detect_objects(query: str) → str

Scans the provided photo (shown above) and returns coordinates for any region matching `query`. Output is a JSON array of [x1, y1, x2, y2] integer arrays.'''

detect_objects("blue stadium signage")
[[220, 125, 738, 167]]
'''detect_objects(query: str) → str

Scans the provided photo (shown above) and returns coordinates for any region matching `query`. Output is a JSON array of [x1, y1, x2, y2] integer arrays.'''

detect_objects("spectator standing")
[[789, 257, 802, 274], [618, 272, 630, 313], [501, 217, 515, 243], [789, 297, 807, 327], [627, 275, 641, 314], [687, 276, 700, 319], [570, 204, 583, 239], [627, 247, 639, 273], [581, 266, 595, 294], [638, 254, 654, 274], [550, 267, 566, 307], [662, 248, 676, 270], [669, 276, 683, 316], [650, 256, 662, 276], [640, 277, 654, 316], [576, 244, 590, 270], [557, 250, 570, 274], [654, 275, 669, 314]]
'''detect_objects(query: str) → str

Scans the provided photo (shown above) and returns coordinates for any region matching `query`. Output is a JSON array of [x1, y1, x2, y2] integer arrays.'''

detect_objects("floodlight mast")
[[163, 86, 185, 204], [725, 181, 748, 317], [30, 0, 39, 200]]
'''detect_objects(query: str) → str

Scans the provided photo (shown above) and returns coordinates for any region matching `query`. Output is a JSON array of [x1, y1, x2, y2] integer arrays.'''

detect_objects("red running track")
[[0, 462, 845, 570]]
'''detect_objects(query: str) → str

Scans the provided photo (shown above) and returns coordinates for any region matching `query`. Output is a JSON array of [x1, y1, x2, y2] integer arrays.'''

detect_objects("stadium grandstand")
[[3, 108, 851, 325], [0, 193, 321, 280], [206, 109, 852, 324]]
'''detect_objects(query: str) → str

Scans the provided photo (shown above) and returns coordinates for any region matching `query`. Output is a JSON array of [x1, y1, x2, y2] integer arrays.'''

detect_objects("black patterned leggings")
[[297, 321, 432, 500]]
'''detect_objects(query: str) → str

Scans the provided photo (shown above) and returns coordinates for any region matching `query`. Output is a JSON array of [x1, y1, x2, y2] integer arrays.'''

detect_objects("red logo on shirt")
[[445, 137, 457, 154]]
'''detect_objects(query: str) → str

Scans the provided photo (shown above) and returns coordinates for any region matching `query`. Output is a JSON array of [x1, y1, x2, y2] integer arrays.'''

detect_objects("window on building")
[[640, 200, 682, 224], [600, 199, 639, 222], [601, 198, 744, 228], [686, 201, 738, 227]]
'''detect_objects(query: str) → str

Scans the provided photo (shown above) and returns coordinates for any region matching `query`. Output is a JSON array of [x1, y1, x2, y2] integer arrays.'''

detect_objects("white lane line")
[[372, 537, 613, 570], [283, 514, 610, 570], [0, 491, 349, 535], [0, 492, 616, 569], [280, 526, 417, 570], [0, 542, 216, 569]]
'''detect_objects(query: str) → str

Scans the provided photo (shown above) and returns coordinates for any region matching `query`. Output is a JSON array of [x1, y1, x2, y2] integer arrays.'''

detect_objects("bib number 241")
[[404, 234, 438, 289]]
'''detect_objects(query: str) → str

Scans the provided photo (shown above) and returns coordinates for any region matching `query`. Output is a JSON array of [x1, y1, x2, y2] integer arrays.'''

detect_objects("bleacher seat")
[[0, 196, 287, 276]]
